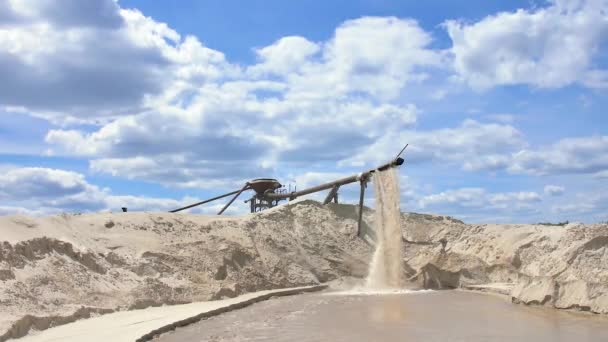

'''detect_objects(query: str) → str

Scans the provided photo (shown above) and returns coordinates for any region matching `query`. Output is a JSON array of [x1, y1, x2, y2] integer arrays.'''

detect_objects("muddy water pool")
[[157, 290, 608, 341]]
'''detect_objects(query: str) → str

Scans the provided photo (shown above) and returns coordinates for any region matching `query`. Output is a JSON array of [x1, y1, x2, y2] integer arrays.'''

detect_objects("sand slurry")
[[156, 291, 608, 342]]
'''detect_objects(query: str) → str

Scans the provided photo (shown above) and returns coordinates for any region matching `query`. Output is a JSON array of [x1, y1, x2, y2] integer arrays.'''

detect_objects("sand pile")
[[402, 216, 608, 314], [1, 200, 607, 340], [0, 200, 372, 341]]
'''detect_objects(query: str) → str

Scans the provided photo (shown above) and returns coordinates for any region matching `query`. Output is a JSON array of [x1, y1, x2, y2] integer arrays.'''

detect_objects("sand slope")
[[0, 201, 371, 341], [1, 200, 607, 340], [403, 215, 608, 313]]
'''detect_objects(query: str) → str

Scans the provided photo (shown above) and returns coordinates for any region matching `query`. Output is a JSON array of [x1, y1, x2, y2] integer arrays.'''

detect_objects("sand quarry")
[[1, 197, 608, 340]]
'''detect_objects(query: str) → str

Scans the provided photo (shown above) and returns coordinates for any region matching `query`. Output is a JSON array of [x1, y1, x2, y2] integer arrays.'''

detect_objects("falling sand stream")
[[366, 168, 403, 289]]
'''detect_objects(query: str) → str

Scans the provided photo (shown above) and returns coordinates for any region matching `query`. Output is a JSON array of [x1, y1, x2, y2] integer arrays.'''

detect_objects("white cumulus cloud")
[[417, 187, 542, 222], [41, 15, 435, 187], [0, 0, 234, 123], [341, 119, 525, 170], [544, 185, 565, 196], [509, 135, 608, 175], [445, 0, 608, 89], [0, 166, 199, 215]]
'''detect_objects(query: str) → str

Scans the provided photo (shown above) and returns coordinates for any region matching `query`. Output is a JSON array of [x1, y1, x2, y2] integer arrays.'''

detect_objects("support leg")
[[323, 185, 340, 205], [357, 180, 366, 237], [218, 183, 250, 215]]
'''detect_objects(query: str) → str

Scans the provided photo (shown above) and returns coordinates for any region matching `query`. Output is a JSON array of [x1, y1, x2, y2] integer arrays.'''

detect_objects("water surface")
[[158, 291, 608, 341]]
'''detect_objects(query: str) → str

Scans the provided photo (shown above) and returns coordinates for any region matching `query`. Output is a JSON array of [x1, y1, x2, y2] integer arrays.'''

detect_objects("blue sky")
[[0, 0, 607, 222]]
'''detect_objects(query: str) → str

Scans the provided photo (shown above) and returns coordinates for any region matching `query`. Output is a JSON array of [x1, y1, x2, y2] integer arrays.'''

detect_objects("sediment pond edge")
[[136, 284, 328, 342]]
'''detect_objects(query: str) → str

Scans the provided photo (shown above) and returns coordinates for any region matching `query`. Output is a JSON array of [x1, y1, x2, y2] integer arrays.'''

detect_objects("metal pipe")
[[264, 157, 404, 201], [266, 174, 359, 200], [217, 183, 250, 215], [170, 189, 242, 213]]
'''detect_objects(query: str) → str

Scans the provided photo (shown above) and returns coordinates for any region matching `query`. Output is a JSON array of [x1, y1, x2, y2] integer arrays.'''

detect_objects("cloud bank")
[[1, 0, 607, 222]]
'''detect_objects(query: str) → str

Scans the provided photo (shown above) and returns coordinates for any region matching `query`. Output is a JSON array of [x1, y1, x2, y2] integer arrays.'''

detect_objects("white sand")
[[16, 285, 324, 342]]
